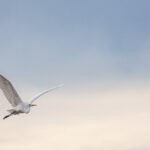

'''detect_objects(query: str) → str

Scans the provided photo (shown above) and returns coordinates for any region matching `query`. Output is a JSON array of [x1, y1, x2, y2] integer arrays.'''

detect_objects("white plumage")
[[0, 75, 63, 119]]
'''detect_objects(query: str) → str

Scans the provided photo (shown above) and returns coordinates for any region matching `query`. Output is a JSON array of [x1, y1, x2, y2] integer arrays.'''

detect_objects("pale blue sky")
[[1, 1, 150, 150], [0, 0, 150, 85]]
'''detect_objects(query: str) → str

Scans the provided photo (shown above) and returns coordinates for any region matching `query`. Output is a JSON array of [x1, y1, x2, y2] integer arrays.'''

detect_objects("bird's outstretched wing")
[[0, 75, 23, 107], [28, 84, 63, 104]]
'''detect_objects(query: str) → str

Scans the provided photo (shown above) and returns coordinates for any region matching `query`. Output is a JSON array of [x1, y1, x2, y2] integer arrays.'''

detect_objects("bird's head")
[[29, 104, 37, 107]]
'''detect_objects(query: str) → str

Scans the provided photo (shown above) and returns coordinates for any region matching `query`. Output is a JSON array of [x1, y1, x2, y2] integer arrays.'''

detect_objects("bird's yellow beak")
[[30, 104, 37, 107]]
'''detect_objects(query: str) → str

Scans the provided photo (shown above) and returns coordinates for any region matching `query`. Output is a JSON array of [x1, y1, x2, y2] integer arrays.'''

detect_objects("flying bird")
[[0, 75, 63, 119]]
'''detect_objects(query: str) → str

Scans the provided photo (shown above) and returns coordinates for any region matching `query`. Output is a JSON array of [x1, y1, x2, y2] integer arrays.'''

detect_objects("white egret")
[[0, 75, 63, 119]]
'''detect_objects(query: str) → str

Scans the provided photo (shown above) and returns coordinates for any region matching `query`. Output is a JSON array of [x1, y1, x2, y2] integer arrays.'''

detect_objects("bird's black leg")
[[3, 113, 13, 120]]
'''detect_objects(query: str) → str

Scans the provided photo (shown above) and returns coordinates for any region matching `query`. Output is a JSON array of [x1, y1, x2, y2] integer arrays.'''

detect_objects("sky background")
[[0, 0, 150, 150]]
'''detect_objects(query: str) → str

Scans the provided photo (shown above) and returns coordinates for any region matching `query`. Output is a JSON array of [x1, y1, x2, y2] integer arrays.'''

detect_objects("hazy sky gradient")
[[0, 0, 150, 150], [0, 0, 150, 84]]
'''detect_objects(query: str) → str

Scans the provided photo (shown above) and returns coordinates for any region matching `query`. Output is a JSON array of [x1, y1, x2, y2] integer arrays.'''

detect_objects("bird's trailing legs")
[[3, 113, 13, 120], [3, 110, 18, 120], [3, 110, 21, 120]]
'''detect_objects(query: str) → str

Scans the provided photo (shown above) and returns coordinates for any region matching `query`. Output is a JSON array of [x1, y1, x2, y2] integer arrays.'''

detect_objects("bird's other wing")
[[28, 84, 63, 104], [0, 75, 23, 107]]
